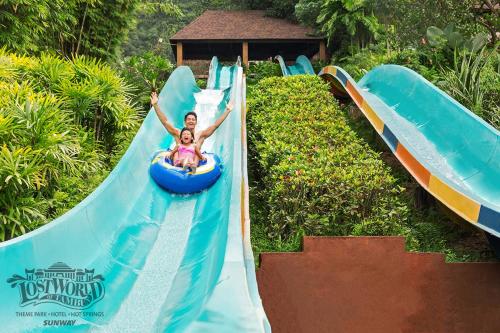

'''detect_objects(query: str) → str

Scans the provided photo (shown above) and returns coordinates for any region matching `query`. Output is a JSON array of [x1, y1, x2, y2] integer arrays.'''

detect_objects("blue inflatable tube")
[[150, 150, 223, 194]]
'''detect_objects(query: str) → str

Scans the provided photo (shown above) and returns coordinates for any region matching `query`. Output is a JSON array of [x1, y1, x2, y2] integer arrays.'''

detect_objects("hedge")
[[247, 75, 412, 243]]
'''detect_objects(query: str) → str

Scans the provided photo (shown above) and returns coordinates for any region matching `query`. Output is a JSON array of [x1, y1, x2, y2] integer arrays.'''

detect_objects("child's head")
[[179, 127, 194, 144]]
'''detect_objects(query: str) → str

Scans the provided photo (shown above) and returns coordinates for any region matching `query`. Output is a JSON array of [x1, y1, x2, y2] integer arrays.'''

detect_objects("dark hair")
[[179, 127, 194, 143], [184, 111, 197, 121]]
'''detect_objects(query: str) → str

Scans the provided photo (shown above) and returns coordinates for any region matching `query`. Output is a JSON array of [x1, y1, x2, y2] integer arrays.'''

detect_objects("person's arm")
[[194, 145, 205, 160], [151, 92, 179, 137], [169, 145, 179, 157], [198, 101, 234, 140]]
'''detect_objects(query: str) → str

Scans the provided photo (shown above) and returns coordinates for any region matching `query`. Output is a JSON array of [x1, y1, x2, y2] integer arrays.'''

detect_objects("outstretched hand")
[[226, 100, 234, 111], [151, 91, 158, 106]]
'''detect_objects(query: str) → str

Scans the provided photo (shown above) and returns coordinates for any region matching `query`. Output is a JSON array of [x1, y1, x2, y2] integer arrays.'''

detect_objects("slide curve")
[[0, 57, 270, 333], [275, 55, 315, 76], [317, 64, 499, 235]]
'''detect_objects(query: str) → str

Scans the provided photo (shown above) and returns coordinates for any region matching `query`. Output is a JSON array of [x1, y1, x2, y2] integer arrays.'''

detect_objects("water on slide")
[[0, 58, 270, 332], [281, 53, 500, 234]]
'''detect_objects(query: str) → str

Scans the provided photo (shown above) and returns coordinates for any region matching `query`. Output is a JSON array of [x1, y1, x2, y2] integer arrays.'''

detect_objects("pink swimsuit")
[[174, 145, 196, 166]]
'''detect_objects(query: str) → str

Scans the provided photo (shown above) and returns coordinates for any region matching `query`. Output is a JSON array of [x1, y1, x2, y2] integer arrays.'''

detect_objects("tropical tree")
[[0, 0, 77, 54], [0, 50, 141, 241], [123, 0, 244, 58], [316, 0, 380, 50], [0, 0, 140, 60], [472, 0, 499, 45]]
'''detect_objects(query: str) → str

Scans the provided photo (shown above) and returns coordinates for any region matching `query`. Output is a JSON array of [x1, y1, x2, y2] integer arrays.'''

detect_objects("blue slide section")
[[318, 63, 499, 235], [0, 58, 270, 332], [275, 55, 315, 76]]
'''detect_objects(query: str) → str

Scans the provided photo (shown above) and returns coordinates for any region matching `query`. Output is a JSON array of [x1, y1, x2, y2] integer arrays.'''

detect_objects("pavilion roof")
[[170, 10, 323, 41]]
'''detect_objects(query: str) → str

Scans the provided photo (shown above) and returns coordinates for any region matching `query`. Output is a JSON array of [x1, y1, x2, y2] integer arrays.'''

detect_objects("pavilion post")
[[176, 42, 183, 66], [319, 41, 326, 61], [242, 41, 249, 67]]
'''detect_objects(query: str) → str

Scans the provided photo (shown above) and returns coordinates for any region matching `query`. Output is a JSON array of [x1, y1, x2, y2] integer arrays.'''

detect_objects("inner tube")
[[149, 150, 222, 194]]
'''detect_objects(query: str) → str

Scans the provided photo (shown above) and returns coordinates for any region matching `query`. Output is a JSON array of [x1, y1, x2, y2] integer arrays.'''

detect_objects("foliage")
[[333, 45, 440, 82], [196, 79, 207, 89], [246, 61, 282, 84], [245, 0, 299, 19], [333, 44, 388, 80], [248, 75, 411, 242], [0, 0, 76, 54], [0, 0, 140, 60], [319, 0, 379, 46], [438, 46, 500, 129], [379, 0, 481, 48], [123, 0, 243, 59], [119, 51, 175, 107], [471, 0, 500, 45], [426, 24, 489, 53], [0, 51, 140, 241], [248, 75, 496, 262], [295, 0, 322, 27]]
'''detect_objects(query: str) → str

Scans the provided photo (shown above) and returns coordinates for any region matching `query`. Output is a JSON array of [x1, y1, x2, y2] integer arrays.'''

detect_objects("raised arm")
[[198, 101, 234, 141], [151, 92, 179, 137]]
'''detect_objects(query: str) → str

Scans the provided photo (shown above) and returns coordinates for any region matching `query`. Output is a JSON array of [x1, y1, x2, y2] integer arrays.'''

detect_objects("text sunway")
[[43, 319, 76, 326]]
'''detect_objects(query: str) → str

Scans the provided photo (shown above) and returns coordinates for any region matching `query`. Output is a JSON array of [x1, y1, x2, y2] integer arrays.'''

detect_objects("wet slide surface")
[[276, 55, 315, 76], [319, 64, 500, 235], [0, 58, 269, 332]]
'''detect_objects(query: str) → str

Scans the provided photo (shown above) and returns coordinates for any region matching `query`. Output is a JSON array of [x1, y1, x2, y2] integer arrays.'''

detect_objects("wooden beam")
[[242, 41, 248, 67], [319, 41, 326, 61], [176, 42, 183, 66]]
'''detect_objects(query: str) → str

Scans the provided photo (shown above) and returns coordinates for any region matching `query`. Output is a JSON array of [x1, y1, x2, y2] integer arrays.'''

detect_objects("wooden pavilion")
[[170, 10, 326, 67]]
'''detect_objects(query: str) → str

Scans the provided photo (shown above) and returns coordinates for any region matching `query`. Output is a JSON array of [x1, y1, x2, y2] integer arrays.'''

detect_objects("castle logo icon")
[[7, 262, 105, 309]]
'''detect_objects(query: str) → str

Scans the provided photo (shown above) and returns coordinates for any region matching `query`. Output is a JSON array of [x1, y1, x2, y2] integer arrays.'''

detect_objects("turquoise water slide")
[[0, 58, 270, 332], [275, 55, 315, 76], [317, 64, 499, 235]]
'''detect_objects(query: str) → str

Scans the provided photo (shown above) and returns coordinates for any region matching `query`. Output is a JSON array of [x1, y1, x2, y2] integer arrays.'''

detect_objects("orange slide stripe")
[[346, 81, 363, 106], [395, 144, 431, 187], [360, 100, 384, 134], [428, 175, 481, 222], [322, 66, 336, 76]]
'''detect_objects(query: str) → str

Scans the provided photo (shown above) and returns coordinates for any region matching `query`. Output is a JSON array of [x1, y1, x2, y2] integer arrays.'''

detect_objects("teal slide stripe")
[[0, 60, 269, 332], [317, 63, 499, 236], [276, 55, 315, 76]]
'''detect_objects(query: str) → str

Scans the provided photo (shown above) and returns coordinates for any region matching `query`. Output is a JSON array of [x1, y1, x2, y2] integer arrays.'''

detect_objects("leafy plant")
[[0, 0, 141, 60], [0, 51, 140, 241], [438, 46, 499, 127], [120, 51, 175, 107], [246, 61, 282, 84], [317, 0, 380, 50], [426, 24, 489, 53]]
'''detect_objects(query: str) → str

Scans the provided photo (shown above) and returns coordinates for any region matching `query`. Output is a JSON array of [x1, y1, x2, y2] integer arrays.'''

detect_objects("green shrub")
[[438, 47, 499, 129], [0, 51, 139, 241], [246, 61, 282, 84], [248, 75, 496, 262], [1, 50, 141, 147], [248, 75, 411, 243]]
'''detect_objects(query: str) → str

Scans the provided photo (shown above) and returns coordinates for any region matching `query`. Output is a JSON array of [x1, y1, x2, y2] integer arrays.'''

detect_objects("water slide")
[[277, 54, 499, 236], [275, 55, 315, 76], [0, 57, 270, 333], [319, 65, 500, 235]]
